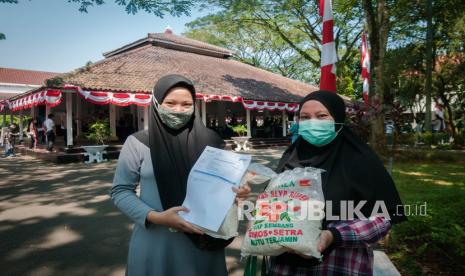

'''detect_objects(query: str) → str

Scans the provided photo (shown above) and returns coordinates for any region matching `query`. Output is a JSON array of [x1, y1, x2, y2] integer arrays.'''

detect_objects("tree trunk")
[[363, 0, 390, 153]]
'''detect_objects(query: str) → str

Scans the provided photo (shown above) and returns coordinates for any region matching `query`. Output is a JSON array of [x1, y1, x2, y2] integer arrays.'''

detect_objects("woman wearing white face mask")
[[111, 75, 251, 276], [268, 90, 406, 275]]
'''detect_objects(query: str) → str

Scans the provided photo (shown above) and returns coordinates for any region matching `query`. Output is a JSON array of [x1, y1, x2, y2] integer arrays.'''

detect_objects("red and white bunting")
[[66, 84, 299, 112], [361, 32, 371, 105], [195, 93, 242, 103], [319, 0, 337, 92], [0, 101, 7, 112], [4, 84, 300, 113], [242, 100, 299, 112], [8, 89, 62, 112], [62, 85, 152, 107], [76, 90, 152, 106]]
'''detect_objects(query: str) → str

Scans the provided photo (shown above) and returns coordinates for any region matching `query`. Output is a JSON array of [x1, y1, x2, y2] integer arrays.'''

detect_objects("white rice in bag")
[[241, 167, 325, 259]]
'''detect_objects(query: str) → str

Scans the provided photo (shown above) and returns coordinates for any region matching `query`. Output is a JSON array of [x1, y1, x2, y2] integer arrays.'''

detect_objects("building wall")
[[0, 83, 39, 100]]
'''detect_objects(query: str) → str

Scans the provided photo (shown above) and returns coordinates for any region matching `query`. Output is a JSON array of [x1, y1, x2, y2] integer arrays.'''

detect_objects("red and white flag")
[[319, 0, 337, 92], [361, 32, 371, 104]]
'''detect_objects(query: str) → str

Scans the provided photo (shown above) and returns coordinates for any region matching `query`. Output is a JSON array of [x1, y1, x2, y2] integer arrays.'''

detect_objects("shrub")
[[395, 133, 416, 145], [230, 124, 248, 137], [420, 132, 434, 145], [453, 132, 465, 147], [86, 120, 110, 145]]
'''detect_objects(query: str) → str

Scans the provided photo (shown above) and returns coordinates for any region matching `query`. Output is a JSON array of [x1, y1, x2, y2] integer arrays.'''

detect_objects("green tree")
[[68, 0, 195, 17], [185, 15, 318, 83], [385, 44, 426, 126], [430, 0, 465, 135], [383, 0, 465, 137], [361, 0, 393, 151], [188, 0, 364, 88]]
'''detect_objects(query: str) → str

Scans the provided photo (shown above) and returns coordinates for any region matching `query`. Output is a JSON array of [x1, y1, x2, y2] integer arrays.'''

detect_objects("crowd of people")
[[0, 113, 59, 157]]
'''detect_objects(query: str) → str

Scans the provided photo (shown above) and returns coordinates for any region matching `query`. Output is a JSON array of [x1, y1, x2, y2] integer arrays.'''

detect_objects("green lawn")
[[385, 160, 465, 275]]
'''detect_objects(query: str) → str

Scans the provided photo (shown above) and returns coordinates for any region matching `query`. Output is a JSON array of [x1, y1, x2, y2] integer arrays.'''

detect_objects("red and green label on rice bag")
[[241, 167, 324, 258], [254, 191, 310, 222], [257, 190, 310, 201], [248, 227, 303, 246], [249, 228, 303, 238]]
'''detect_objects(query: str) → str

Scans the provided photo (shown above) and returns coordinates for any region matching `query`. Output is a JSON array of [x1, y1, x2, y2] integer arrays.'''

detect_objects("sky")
[[0, 0, 209, 73]]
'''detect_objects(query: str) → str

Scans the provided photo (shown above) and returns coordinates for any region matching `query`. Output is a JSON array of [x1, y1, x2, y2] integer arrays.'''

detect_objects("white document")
[[180, 146, 251, 232]]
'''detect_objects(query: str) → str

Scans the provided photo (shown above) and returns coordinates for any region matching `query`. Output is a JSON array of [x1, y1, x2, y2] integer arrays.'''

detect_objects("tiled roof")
[[103, 32, 234, 59], [0, 67, 60, 86], [64, 33, 318, 103]]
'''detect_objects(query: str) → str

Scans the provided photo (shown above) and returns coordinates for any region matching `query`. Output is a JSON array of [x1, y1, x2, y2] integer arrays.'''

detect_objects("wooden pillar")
[[202, 101, 207, 126], [196, 100, 201, 115], [114, 105, 119, 125], [19, 109, 24, 142], [75, 94, 82, 137], [143, 106, 149, 130], [109, 104, 117, 139], [137, 106, 143, 131], [282, 111, 287, 137], [66, 93, 73, 146], [217, 102, 226, 126], [130, 105, 137, 130], [246, 109, 251, 137], [45, 105, 51, 119]]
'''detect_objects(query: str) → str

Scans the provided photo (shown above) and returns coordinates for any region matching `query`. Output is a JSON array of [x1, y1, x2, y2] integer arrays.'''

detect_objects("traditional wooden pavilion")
[[2, 30, 320, 147]]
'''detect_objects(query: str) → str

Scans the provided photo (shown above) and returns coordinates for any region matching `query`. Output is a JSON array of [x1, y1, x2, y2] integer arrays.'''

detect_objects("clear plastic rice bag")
[[241, 167, 325, 259], [202, 163, 277, 240]]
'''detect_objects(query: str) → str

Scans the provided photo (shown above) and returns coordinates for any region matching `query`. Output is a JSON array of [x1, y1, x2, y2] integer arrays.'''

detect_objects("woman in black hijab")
[[111, 75, 250, 276], [269, 90, 406, 275]]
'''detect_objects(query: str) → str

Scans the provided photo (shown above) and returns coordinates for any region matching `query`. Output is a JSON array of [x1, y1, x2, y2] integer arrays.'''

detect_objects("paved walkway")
[[0, 148, 283, 276], [0, 148, 399, 276]]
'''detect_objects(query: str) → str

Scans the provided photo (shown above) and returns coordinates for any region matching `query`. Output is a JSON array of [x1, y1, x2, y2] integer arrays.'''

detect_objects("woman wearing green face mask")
[[269, 90, 406, 275], [111, 75, 251, 276]]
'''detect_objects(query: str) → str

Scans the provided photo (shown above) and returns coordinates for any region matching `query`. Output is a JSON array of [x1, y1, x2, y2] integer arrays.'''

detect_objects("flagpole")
[[361, 31, 370, 107]]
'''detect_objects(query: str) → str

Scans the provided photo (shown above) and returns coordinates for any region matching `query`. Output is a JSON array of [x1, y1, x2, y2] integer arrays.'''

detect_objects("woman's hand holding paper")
[[233, 182, 252, 203], [147, 207, 204, 234]]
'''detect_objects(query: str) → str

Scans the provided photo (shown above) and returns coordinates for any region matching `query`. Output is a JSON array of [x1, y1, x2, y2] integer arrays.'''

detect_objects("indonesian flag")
[[319, 0, 337, 92], [361, 32, 371, 104]]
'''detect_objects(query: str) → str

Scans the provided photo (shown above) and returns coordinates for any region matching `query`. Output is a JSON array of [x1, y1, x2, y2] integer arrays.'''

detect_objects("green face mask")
[[298, 119, 343, 147], [156, 104, 194, 130]]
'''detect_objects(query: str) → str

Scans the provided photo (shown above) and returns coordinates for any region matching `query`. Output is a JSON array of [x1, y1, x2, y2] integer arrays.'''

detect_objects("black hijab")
[[276, 90, 406, 224], [149, 74, 225, 210], [148, 75, 232, 250]]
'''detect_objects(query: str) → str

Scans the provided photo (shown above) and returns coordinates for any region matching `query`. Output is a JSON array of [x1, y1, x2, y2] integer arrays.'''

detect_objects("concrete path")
[[0, 148, 282, 276], [0, 148, 399, 276]]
